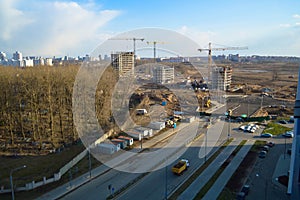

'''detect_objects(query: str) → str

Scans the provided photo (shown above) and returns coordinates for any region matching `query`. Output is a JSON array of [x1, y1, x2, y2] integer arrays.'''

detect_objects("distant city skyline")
[[0, 0, 300, 57]]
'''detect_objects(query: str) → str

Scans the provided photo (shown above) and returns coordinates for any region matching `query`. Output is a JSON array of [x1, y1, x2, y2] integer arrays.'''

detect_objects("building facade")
[[153, 65, 174, 84], [111, 52, 134, 76], [211, 66, 232, 91], [13, 51, 22, 61]]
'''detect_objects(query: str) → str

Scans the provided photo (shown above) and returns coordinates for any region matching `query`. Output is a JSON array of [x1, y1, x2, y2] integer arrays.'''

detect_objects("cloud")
[[295, 22, 300, 27], [0, 0, 34, 40], [177, 26, 217, 48], [0, 0, 121, 56], [279, 23, 291, 28], [293, 14, 300, 19]]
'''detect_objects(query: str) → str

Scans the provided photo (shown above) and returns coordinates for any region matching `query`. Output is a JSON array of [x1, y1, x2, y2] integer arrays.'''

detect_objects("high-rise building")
[[33, 57, 45, 66], [211, 66, 232, 91], [0, 52, 6, 61], [153, 65, 174, 84], [13, 51, 22, 61], [45, 58, 53, 66], [111, 52, 134, 76]]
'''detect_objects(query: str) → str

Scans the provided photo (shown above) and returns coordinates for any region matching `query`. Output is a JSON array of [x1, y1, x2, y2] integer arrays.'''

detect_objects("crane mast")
[[147, 41, 165, 62], [109, 37, 144, 64], [198, 42, 248, 82]]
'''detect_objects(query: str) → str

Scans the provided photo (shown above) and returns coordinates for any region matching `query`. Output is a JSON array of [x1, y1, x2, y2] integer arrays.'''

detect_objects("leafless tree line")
[[0, 65, 117, 155]]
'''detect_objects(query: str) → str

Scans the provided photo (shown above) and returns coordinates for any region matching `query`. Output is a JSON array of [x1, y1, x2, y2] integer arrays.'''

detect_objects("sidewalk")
[[202, 140, 255, 200], [178, 138, 242, 200], [272, 154, 291, 190], [37, 120, 200, 200]]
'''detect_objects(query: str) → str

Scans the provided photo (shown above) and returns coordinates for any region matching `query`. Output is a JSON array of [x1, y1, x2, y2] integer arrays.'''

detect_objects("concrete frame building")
[[288, 67, 300, 199], [211, 66, 232, 91], [153, 65, 174, 84], [111, 52, 134, 76]]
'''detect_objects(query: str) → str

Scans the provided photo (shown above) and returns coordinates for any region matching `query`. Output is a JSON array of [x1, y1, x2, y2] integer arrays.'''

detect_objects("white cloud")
[[177, 26, 217, 48], [0, 0, 121, 56], [295, 22, 300, 27], [293, 14, 300, 19], [279, 23, 291, 28], [0, 0, 34, 40]]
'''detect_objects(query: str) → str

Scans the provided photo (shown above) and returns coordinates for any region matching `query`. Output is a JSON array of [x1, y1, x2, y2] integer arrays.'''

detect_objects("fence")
[[0, 148, 88, 194]]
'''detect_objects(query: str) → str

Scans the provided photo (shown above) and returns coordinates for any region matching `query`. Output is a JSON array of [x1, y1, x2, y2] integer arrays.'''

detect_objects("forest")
[[0, 64, 117, 156]]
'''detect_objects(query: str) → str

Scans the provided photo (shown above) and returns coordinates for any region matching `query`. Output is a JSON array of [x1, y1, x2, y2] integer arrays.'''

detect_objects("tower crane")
[[146, 41, 165, 62], [109, 37, 144, 63], [198, 42, 248, 66], [198, 42, 248, 82]]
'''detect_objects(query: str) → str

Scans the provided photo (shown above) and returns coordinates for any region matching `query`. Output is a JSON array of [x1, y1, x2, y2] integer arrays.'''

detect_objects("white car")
[[239, 125, 246, 131], [283, 131, 294, 138]]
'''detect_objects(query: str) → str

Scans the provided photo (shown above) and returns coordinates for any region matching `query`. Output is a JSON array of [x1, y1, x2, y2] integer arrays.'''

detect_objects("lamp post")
[[10, 165, 26, 200], [284, 136, 287, 159], [228, 116, 231, 141], [165, 159, 167, 200], [205, 117, 210, 163], [88, 147, 92, 178]]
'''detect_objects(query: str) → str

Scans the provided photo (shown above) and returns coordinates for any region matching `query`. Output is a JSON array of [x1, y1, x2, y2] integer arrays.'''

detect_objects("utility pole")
[[88, 147, 92, 178], [10, 165, 26, 200]]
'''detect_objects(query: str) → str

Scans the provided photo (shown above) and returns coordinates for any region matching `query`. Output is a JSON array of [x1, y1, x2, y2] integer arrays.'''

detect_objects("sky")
[[0, 0, 300, 57]]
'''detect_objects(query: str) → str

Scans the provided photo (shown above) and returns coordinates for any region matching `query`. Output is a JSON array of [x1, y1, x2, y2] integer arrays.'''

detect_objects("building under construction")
[[153, 65, 174, 84], [211, 66, 232, 91], [111, 52, 134, 76]]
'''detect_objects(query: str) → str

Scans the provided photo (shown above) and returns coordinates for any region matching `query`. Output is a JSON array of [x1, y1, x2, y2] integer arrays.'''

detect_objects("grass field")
[[262, 122, 292, 135], [0, 143, 102, 200]]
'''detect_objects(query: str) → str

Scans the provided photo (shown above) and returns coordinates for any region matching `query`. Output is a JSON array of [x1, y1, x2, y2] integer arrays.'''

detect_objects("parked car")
[[266, 141, 275, 147], [279, 120, 288, 124], [283, 131, 294, 138], [261, 133, 273, 138], [259, 150, 267, 158], [241, 184, 250, 195], [262, 145, 270, 152], [236, 192, 246, 200], [239, 125, 246, 131]]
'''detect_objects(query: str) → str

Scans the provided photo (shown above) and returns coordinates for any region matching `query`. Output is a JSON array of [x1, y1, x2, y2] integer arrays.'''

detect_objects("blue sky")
[[0, 0, 300, 57]]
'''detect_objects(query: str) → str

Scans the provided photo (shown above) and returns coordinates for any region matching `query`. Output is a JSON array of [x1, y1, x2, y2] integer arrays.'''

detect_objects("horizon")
[[0, 0, 300, 57]]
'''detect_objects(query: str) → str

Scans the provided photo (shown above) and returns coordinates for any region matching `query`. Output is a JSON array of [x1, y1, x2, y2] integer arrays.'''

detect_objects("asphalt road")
[[59, 101, 229, 200], [60, 116, 228, 200], [115, 120, 229, 200], [229, 121, 293, 200], [246, 139, 292, 200], [60, 101, 293, 200]]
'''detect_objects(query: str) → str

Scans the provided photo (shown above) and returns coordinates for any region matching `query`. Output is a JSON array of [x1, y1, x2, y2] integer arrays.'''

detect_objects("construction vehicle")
[[172, 159, 190, 175], [165, 119, 176, 128], [204, 96, 211, 108]]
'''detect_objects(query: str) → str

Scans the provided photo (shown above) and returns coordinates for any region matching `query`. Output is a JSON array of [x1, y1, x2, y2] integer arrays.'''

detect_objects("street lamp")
[[10, 165, 27, 200], [88, 147, 92, 178], [228, 116, 231, 141]]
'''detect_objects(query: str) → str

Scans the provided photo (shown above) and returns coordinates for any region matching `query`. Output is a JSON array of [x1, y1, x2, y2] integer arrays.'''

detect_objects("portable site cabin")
[[111, 139, 127, 149], [118, 136, 134, 146], [132, 127, 153, 137], [148, 122, 165, 130], [126, 131, 142, 141], [184, 116, 195, 123], [96, 143, 116, 155]]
